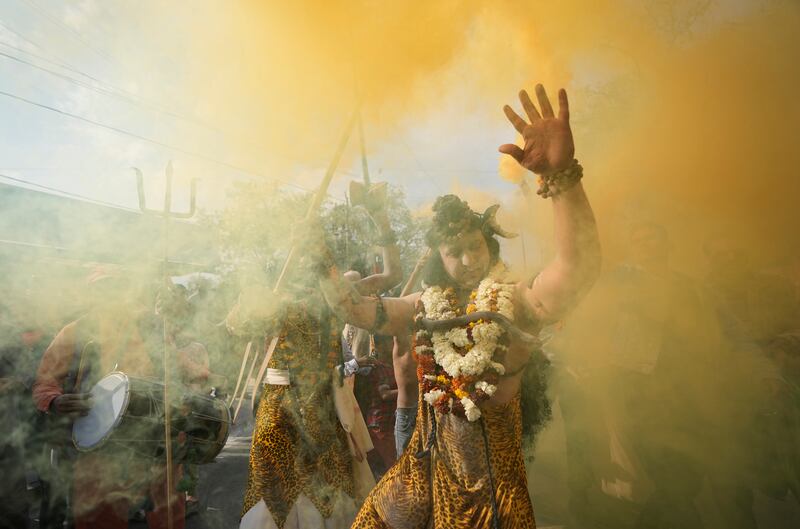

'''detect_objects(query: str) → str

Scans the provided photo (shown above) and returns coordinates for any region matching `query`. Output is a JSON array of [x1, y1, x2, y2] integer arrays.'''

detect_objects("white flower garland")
[[418, 262, 515, 421]]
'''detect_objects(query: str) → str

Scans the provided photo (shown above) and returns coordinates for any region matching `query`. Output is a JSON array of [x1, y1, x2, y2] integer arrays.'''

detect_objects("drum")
[[72, 372, 230, 464]]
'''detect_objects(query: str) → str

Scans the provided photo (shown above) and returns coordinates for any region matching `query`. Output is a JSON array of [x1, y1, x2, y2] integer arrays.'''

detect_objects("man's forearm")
[[357, 211, 403, 294], [321, 267, 380, 329], [551, 181, 601, 287], [373, 212, 402, 285], [524, 179, 601, 322]]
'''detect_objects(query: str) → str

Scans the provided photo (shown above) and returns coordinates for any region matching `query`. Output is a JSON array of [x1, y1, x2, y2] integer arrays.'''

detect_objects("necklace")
[[415, 263, 515, 421]]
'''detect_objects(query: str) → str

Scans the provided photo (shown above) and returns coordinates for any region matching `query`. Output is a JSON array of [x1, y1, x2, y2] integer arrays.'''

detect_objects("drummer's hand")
[[51, 393, 93, 416]]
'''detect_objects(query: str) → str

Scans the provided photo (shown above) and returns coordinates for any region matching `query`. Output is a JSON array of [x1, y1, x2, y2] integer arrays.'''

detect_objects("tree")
[[206, 180, 428, 293]]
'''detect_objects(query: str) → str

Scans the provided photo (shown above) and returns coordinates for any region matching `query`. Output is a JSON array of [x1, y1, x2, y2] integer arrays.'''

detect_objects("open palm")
[[499, 84, 574, 175]]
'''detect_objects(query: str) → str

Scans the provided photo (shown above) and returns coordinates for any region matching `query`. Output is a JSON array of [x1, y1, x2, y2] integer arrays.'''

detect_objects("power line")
[[0, 23, 347, 199], [0, 22, 117, 86], [0, 88, 312, 193], [0, 171, 138, 211], [0, 36, 89, 77], [1, 15, 215, 130], [0, 167, 109, 172], [0, 19, 47, 52], [0, 47, 214, 128], [18, 0, 115, 65]]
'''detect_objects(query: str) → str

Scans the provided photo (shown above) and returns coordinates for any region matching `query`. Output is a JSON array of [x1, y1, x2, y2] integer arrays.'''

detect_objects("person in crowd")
[[352, 334, 398, 479], [391, 334, 417, 457], [231, 183, 402, 529], [32, 271, 186, 529]]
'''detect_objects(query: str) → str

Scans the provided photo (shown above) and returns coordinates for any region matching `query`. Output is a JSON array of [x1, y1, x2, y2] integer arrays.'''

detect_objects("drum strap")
[[64, 317, 91, 395], [65, 318, 136, 394], [47, 319, 91, 452]]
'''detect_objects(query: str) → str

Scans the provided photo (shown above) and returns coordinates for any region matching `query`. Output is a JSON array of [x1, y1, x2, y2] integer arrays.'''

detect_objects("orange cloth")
[[33, 317, 154, 411], [33, 315, 183, 529]]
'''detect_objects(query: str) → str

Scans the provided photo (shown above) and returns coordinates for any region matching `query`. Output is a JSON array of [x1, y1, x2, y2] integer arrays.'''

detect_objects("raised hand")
[[349, 180, 388, 217], [499, 84, 574, 175]]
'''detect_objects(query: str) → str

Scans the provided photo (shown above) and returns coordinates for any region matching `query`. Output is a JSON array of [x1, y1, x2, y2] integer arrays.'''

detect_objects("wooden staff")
[[357, 108, 371, 186], [229, 341, 253, 407], [233, 341, 261, 423], [228, 340, 252, 408], [133, 162, 196, 529], [248, 103, 361, 412], [272, 104, 361, 292]]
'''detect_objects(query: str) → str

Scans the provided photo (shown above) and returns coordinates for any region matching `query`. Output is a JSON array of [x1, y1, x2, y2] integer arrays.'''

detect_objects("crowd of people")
[[0, 80, 797, 529], [549, 221, 800, 529], [0, 267, 236, 529]]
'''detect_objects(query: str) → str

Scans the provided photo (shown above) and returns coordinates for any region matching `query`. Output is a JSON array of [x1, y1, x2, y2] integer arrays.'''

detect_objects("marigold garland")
[[416, 263, 514, 421]]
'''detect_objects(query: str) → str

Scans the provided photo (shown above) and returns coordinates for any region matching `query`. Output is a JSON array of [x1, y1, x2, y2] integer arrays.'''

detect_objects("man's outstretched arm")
[[500, 84, 601, 323], [320, 266, 418, 337], [354, 204, 402, 295]]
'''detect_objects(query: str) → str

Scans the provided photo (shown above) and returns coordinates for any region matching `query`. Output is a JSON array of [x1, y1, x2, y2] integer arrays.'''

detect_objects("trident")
[[132, 161, 197, 529]]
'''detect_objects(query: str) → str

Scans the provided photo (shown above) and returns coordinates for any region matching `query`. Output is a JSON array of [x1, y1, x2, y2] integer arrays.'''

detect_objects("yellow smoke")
[[4, 2, 797, 524], [163, 1, 798, 271]]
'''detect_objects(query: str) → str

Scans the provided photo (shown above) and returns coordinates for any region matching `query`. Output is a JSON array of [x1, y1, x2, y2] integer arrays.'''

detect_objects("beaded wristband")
[[536, 159, 583, 198]]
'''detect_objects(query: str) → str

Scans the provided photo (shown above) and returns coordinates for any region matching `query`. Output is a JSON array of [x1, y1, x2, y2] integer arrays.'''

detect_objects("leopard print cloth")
[[351, 288, 537, 529], [352, 392, 536, 528], [241, 304, 353, 528]]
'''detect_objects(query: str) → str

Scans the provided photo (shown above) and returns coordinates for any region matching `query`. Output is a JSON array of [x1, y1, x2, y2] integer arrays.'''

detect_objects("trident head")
[[131, 161, 197, 219]]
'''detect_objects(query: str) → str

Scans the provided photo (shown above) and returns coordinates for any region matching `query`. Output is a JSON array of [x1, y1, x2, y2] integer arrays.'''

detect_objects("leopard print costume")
[[351, 289, 538, 529], [241, 302, 354, 528]]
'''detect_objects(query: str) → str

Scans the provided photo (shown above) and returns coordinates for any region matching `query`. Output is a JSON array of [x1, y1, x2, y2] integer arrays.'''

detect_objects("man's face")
[[438, 229, 491, 290]]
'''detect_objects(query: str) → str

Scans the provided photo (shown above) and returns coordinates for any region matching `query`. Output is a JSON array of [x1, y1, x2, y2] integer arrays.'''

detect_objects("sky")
[[0, 0, 524, 214], [1, 0, 798, 278]]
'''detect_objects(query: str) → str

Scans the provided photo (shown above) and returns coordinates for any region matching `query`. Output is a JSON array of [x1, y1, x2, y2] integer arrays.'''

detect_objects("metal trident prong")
[[131, 161, 197, 218]]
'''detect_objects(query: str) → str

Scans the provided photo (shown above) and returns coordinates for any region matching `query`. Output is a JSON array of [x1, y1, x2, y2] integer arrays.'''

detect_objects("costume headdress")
[[425, 194, 517, 247]]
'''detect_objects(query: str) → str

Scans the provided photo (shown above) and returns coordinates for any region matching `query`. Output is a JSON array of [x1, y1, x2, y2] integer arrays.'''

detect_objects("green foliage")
[[207, 180, 429, 292]]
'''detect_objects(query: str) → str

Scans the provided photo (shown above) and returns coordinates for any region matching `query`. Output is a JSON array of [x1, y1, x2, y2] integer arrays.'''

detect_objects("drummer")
[[32, 269, 186, 529]]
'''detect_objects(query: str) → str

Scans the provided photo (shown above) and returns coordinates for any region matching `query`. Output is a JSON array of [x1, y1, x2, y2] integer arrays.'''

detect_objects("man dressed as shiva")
[[320, 83, 601, 528]]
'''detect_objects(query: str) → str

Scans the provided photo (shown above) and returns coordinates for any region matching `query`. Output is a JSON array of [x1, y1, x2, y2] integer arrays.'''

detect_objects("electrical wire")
[[0, 49, 214, 128], [0, 171, 138, 211], [0, 39, 215, 129], [18, 0, 115, 64], [0, 88, 314, 193]]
